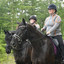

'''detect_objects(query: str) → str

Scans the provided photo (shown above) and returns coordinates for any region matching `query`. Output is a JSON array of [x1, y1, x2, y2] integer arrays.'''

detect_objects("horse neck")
[[28, 30, 45, 52]]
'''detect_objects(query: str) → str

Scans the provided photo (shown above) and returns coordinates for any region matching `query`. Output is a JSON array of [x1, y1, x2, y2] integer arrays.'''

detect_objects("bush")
[[0, 33, 7, 62]]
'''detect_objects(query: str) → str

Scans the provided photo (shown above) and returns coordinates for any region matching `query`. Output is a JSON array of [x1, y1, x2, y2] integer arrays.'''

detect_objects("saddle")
[[50, 37, 61, 55], [51, 38, 59, 47]]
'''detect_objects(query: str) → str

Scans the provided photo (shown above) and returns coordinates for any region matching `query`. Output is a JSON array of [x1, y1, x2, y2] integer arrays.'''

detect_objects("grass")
[[0, 53, 15, 64]]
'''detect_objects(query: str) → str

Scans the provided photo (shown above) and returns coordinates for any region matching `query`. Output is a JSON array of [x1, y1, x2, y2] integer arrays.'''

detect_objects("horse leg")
[[33, 59, 43, 64], [32, 62, 42, 64], [16, 61, 26, 64], [32, 62, 35, 64], [31, 62, 32, 64], [15, 61, 22, 64], [15, 61, 20, 64], [55, 56, 61, 64], [57, 57, 61, 64], [26, 61, 32, 64]]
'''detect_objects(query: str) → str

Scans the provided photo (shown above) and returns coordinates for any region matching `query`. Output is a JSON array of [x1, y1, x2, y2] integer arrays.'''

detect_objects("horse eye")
[[21, 27, 26, 30]]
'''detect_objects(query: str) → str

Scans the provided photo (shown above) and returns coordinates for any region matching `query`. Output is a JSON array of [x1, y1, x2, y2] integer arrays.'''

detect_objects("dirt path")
[[1, 53, 15, 64]]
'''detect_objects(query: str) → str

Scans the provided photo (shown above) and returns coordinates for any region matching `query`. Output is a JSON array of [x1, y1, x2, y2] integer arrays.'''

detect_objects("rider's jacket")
[[43, 13, 62, 36]]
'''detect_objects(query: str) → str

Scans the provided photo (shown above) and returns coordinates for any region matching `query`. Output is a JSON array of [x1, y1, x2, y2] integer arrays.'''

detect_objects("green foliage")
[[0, 34, 7, 62], [0, 34, 6, 53]]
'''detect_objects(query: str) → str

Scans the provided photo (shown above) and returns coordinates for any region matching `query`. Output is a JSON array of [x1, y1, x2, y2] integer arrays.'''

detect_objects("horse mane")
[[27, 23, 40, 32], [37, 29, 45, 35], [36, 29, 50, 39]]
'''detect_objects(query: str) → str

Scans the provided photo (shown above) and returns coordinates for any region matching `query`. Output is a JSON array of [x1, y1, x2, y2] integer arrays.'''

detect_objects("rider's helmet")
[[48, 4, 57, 13], [29, 15, 37, 21]]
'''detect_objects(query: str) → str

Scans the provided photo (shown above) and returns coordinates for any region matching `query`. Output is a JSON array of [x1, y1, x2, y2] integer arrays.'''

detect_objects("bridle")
[[13, 25, 28, 43], [13, 34, 22, 42]]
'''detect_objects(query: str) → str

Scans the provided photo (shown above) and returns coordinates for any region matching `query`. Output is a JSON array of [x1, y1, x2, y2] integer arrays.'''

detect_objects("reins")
[[30, 30, 46, 42], [30, 36, 45, 42]]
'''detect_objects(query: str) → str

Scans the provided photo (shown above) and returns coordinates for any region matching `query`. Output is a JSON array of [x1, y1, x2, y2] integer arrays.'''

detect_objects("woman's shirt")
[[43, 14, 62, 36]]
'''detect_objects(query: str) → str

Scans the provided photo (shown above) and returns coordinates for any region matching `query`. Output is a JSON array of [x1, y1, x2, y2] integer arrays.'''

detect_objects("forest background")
[[0, 0, 64, 63]]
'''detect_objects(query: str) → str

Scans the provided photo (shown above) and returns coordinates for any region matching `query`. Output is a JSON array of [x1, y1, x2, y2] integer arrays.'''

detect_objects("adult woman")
[[41, 4, 64, 63], [29, 15, 40, 30]]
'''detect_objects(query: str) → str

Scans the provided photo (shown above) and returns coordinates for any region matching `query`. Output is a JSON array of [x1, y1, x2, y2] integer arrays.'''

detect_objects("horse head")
[[11, 18, 36, 42], [4, 30, 13, 54], [10, 19, 28, 49]]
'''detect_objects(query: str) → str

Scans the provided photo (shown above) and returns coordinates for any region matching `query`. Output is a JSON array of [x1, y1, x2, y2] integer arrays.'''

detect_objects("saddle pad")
[[49, 37, 57, 55], [52, 42, 57, 55]]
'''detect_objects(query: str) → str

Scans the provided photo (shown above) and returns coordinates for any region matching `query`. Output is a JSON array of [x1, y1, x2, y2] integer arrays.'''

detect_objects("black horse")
[[10, 19, 61, 64], [4, 30, 32, 64], [4, 30, 15, 54]]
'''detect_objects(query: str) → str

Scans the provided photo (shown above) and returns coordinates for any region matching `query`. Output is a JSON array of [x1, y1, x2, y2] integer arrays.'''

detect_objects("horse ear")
[[4, 30, 10, 34], [16, 21, 20, 24], [4, 30, 7, 34], [22, 18, 26, 25]]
